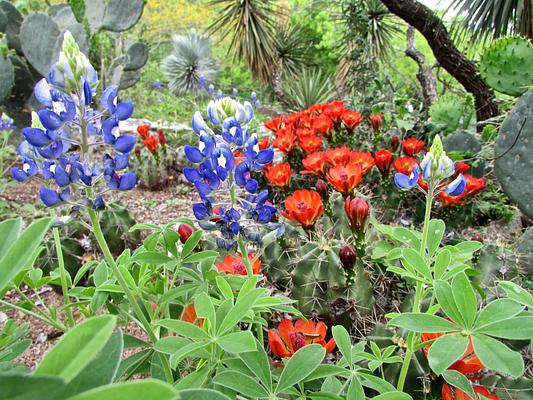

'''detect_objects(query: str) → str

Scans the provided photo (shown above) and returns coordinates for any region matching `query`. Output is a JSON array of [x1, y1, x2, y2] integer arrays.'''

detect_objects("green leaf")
[[0, 217, 52, 292], [213, 370, 269, 398], [170, 342, 208, 368], [388, 313, 459, 333], [359, 372, 396, 393], [451, 273, 477, 328], [347, 376, 365, 399], [402, 248, 432, 281], [194, 292, 216, 331], [159, 319, 209, 340], [218, 289, 263, 334], [428, 334, 469, 375], [35, 315, 116, 382], [158, 284, 198, 305], [498, 281, 533, 308], [0, 375, 66, 400], [275, 344, 326, 393], [434, 280, 464, 326], [441, 370, 475, 400], [434, 249, 451, 280], [182, 250, 218, 264], [131, 251, 173, 265], [454, 241, 482, 254], [474, 299, 524, 328], [66, 380, 177, 400], [181, 230, 202, 259], [215, 276, 234, 300], [0, 218, 21, 255], [178, 388, 231, 400], [391, 227, 420, 250], [371, 392, 413, 400], [238, 340, 272, 389], [303, 365, 351, 382], [173, 364, 212, 390], [217, 331, 256, 354], [332, 325, 352, 364], [476, 316, 533, 340], [427, 219, 445, 256], [59, 330, 124, 397], [154, 337, 190, 355], [472, 334, 524, 377]]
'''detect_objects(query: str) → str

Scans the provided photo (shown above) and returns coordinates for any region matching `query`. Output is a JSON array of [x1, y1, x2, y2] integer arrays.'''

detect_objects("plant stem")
[[53, 227, 75, 328], [87, 205, 174, 384], [237, 235, 253, 276], [0, 299, 66, 331], [397, 185, 434, 391]]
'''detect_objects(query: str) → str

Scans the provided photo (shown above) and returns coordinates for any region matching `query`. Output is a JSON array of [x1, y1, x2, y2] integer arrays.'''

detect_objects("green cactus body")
[[516, 228, 533, 276], [494, 90, 533, 217], [479, 36, 533, 97], [429, 94, 474, 134]]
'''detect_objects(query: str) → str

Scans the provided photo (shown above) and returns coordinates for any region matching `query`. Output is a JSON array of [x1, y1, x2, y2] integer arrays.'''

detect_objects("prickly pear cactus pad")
[[480, 36, 533, 97], [495, 90, 533, 218], [0, 1, 23, 53], [0, 55, 14, 102], [85, 0, 144, 33], [517, 228, 533, 275]]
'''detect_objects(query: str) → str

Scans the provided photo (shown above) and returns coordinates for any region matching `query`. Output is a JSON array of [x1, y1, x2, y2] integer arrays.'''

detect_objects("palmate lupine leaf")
[[448, 0, 533, 43], [207, 0, 278, 83], [162, 32, 218, 95]]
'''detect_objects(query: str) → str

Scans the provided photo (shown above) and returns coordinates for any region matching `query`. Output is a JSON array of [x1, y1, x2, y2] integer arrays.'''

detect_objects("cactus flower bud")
[[316, 179, 329, 199], [391, 135, 400, 151], [340, 245, 357, 270], [178, 223, 193, 243], [344, 196, 369, 232]]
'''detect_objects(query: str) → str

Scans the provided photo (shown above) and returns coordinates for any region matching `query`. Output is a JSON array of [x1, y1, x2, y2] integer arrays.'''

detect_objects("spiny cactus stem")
[[354, 232, 366, 258], [344, 269, 356, 288]]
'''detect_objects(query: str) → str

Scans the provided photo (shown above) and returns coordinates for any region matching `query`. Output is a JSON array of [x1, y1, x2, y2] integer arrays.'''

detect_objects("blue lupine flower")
[[0, 113, 15, 130], [183, 93, 282, 250], [11, 30, 137, 209], [232, 88, 238, 97], [11, 157, 38, 182], [208, 84, 215, 97], [153, 80, 161, 91], [198, 76, 206, 90], [394, 135, 466, 198]]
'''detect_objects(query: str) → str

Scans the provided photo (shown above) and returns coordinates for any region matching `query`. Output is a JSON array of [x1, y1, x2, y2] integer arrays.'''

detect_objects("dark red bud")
[[158, 129, 166, 146], [134, 146, 141, 155], [340, 245, 357, 270], [470, 233, 483, 243], [316, 179, 329, 198], [178, 223, 193, 243], [391, 135, 400, 151], [344, 197, 370, 231]]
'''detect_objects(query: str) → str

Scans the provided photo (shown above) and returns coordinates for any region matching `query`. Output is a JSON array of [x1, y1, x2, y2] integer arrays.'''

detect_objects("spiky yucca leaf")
[[284, 68, 336, 111], [162, 32, 217, 95], [274, 22, 310, 78], [207, 0, 277, 83]]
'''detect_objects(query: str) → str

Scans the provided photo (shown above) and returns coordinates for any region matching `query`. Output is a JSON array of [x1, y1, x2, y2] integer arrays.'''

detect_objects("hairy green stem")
[[0, 299, 66, 331], [53, 227, 75, 328], [397, 186, 434, 391]]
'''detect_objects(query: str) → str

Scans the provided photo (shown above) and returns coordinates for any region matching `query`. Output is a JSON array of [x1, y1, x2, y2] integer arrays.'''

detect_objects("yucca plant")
[[274, 21, 310, 78], [284, 67, 337, 111], [162, 31, 218, 95], [207, 0, 278, 83], [449, 0, 533, 42]]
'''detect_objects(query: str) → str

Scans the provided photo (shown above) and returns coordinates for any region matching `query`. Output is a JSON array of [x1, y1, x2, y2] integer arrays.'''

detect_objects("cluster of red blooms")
[[422, 331, 499, 400], [136, 124, 166, 155]]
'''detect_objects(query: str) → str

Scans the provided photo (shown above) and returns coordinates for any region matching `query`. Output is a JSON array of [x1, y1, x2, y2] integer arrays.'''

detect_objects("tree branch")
[[380, 0, 499, 122]]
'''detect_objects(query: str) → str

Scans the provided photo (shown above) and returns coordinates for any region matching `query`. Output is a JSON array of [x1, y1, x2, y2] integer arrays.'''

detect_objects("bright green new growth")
[[479, 36, 533, 97], [494, 89, 533, 218], [429, 94, 474, 134]]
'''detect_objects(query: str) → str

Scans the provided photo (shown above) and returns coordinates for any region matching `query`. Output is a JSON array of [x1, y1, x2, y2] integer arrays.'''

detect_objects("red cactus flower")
[[281, 190, 324, 228], [180, 305, 198, 324], [216, 253, 261, 275], [299, 134, 323, 154], [177, 223, 193, 244], [454, 161, 470, 174], [272, 128, 297, 153], [326, 163, 362, 195], [302, 152, 326, 175], [295, 127, 314, 141], [325, 146, 351, 167], [437, 175, 486, 207], [312, 115, 334, 136], [264, 162, 293, 187], [344, 196, 369, 232], [143, 136, 158, 153], [402, 138, 425, 156], [393, 157, 418, 175], [137, 124, 150, 139], [374, 150, 394, 175], [349, 151, 375, 174], [368, 113, 383, 133], [233, 150, 245, 166], [442, 384, 499, 400], [258, 137, 270, 150], [158, 129, 166, 146], [341, 110, 364, 131], [324, 101, 345, 123], [264, 116, 284, 132], [268, 319, 336, 358]]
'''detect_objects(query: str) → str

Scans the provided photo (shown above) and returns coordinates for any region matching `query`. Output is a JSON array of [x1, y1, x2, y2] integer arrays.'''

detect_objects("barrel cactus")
[[494, 90, 533, 218], [479, 36, 533, 97]]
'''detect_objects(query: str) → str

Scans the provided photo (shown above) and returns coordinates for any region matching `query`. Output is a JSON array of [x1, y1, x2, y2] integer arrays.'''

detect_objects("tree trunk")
[[405, 26, 438, 109], [380, 0, 499, 122]]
